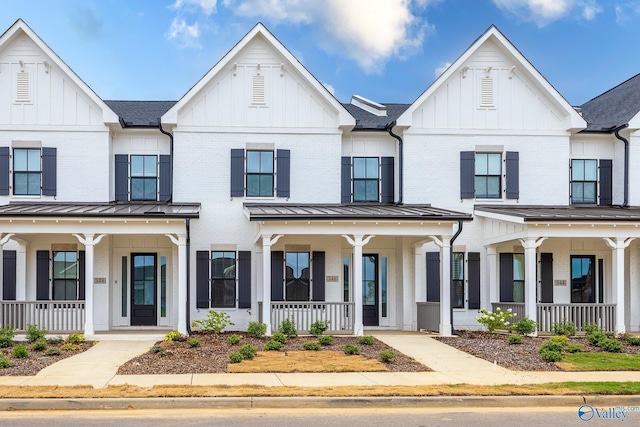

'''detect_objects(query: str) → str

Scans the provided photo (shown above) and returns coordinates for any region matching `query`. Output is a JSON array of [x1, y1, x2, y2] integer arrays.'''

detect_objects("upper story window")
[[230, 149, 290, 198], [474, 153, 501, 198], [570, 159, 612, 206], [115, 154, 170, 202], [0, 146, 56, 197], [13, 148, 41, 195], [131, 155, 158, 201], [341, 156, 394, 203], [460, 150, 518, 200]]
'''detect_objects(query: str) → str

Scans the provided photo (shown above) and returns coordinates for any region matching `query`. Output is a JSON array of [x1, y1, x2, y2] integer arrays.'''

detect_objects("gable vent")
[[16, 72, 30, 103], [480, 77, 493, 108], [252, 74, 265, 105]]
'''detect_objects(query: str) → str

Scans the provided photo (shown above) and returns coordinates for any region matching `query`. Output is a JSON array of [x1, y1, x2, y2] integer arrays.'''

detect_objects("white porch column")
[[343, 234, 374, 336], [486, 246, 497, 309], [166, 234, 187, 334], [604, 237, 634, 334], [260, 234, 283, 336], [520, 237, 546, 333], [73, 233, 106, 336], [428, 235, 451, 336], [414, 243, 427, 303], [15, 239, 27, 301]]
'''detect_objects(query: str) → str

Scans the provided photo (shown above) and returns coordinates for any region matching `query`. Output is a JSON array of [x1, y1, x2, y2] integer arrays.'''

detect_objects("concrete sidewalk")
[[1, 331, 639, 389]]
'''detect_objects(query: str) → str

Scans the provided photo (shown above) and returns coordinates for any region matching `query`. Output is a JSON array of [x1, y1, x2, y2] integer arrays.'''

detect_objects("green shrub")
[[0, 354, 11, 368], [187, 338, 201, 348], [539, 348, 562, 362], [599, 337, 623, 353], [343, 344, 360, 355], [588, 330, 607, 346], [0, 325, 15, 348], [540, 340, 564, 353], [318, 335, 333, 346], [66, 333, 85, 344], [191, 310, 234, 334], [625, 335, 640, 346], [46, 336, 64, 345], [302, 341, 320, 351], [164, 330, 183, 342], [583, 323, 600, 335], [45, 347, 61, 356], [12, 344, 28, 359], [272, 332, 287, 344], [227, 334, 242, 345], [61, 343, 80, 351], [25, 324, 47, 342], [511, 317, 537, 335], [507, 334, 523, 345], [379, 350, 395, 363], [551, 321, 576, 337], [151, 345, 164, 353], [31, 339, 47, 351], [238, 344, 257, 360], [475, 307, 516, 333], [550, 335, 570, 345], [228, 352, 243, 363], [565, 343, 584, 353], [310, 320, 329, 337], [264, 340, 283, 351], [247, 321, 267, 338], [358, 335, 375, 345], [278, 318, 297, 337]]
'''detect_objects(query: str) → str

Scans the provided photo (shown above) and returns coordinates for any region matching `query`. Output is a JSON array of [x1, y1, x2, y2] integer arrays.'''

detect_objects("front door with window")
[[131, 253, 157, 326], [362, 254, 379, 326]]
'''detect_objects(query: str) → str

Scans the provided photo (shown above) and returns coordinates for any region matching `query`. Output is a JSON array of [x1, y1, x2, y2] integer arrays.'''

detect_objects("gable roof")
[[579, 73, 640, 132], [396, 25, 585, 131], [105, 100, 177, 127], [0, 19, 118, 124], [163, 23, 354, 128]]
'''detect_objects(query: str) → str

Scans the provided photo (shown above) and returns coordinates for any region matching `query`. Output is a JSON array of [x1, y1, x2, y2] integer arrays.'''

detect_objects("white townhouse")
[[2, 19, 640, 337]]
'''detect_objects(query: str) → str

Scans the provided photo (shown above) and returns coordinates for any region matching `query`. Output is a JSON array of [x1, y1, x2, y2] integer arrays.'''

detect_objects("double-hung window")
[[130, 155, 157, 201], [570, 159, 597, 204], [211, 251, 236, 308], [460, 151, 518, 199], [52, 251, 78, 300], [353, 157, 379, 202], [13, 148, 41, 195], [452, 253, 465, 308], [341, 156, 394, 203], [196, 250, 251, 309], [115, 154, 170, 202], [230, 149, 290, 198], [246, 151, 274, 197], [475, 153, 501, 198]]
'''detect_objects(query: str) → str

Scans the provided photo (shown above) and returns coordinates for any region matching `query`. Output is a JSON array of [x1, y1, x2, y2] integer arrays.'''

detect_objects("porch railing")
[[0, 301, 85, 332], [490, 302, 526, 322], [416, 302, 440, 332], [270, 302, 355, 334]]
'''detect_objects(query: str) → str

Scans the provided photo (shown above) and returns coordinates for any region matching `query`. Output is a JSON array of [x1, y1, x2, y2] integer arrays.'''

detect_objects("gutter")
[[385, 121, 403, 204], [186, 217, 192, 335], [157, 119, 174, 203], [612, 124, 629, 208], [450, 220, 464, 336]]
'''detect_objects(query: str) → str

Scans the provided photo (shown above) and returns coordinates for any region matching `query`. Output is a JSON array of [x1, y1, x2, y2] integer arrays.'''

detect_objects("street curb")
[[2, 395, 640, 411]]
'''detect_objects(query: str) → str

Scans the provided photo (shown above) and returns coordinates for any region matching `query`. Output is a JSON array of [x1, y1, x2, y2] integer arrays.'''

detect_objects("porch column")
[[428, 235, 451, 336], [414, 243, 427, 303], [73, 233, 106, 336], [15, 239, 27, 301], [486, 246, 497, 309], [604, 237, 634, 334], [343, 234, 374, 336], [166, 234, 188, 334], [261, 234, 283, 336], [520, 237, 546, 333]]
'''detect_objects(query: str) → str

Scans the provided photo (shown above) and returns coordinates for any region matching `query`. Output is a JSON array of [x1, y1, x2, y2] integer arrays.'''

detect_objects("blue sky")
[[2, 0, 640, 106]]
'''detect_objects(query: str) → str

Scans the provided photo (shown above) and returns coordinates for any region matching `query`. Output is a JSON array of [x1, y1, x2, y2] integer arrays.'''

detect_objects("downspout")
[[613, 125, 629, 208], [186, 218, 192, 335], [450, 220, 464, 336], [157, 119, 174, 203], [385, 120, 403, 204]]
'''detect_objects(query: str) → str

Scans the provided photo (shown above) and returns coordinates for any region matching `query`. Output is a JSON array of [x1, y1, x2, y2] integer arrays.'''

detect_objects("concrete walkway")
[[1, 332, 640, 389]]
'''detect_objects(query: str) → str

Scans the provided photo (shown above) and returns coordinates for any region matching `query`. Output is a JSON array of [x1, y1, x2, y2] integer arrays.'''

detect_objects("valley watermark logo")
[[578, 404, 640, 422]]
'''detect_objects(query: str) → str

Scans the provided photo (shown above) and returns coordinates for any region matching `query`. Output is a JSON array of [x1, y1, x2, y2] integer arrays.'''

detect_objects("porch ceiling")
[[0, 202, 200, 218]]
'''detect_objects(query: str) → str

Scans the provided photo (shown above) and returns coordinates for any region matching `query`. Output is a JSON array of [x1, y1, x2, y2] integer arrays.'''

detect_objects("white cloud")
[[171, 0, 218, 16], [492, 0, 602, 26], [615, 2, 640, 25], [165, 18, 201, 48], [434, 61, 452, 78]]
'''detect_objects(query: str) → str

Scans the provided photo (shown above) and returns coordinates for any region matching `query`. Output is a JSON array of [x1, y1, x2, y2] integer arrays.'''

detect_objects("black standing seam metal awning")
[[474, 205, 640, 222], [0, 202, 200, 218]]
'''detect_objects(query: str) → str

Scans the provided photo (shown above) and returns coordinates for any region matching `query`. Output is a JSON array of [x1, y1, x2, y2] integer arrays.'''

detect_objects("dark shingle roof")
[[0, 202, 200, 218], [104, 100, 177, 127], [579, 73, 640, 132], [475, 205, 640, 221], [342, 103, 410, 130]]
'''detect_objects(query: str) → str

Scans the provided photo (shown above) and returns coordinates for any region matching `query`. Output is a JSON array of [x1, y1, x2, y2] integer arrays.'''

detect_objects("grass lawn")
[[556, 352, 640, 371]]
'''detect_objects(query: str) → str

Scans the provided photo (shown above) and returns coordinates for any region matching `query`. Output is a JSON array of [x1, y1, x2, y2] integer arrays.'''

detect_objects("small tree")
[[191, 310, 234, 333]]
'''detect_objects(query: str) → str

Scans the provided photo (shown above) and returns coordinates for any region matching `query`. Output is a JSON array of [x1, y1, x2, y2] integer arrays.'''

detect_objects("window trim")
[[570, 159, 598, 204], [284, 251, 311, 302], [352, 157, 380, 202], [51, 250, 81, 301], [452, 252, 465, 309], [246, 150, 274, 198], [474, 152, 502, 199], [13, 147, 41, 196], [570, 255, 596, 303], [130, 154, 158, 201], [210, 251, 237, 309]]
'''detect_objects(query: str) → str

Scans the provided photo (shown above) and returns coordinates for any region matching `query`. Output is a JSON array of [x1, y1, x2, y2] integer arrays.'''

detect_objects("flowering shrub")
[[475, 307, 516, 333]]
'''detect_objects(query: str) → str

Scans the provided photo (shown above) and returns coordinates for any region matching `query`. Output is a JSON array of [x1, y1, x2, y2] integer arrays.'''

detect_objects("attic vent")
[[16, 72, 30, 103], [252, 75, 265, 105], [480, 77, 493, 108]]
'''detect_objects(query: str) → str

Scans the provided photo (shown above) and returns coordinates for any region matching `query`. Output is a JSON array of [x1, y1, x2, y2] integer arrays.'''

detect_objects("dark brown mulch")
[[0, 341, 94, 376], [117, 332, 431, 375], [436, 330, 640, 371]]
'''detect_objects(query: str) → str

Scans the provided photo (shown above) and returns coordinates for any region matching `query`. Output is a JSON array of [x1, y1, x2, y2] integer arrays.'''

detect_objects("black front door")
[[362, 254, 379, 326], [131, 253, 157, 326]]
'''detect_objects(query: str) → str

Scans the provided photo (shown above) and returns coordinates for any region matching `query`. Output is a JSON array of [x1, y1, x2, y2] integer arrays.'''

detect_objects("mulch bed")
[[117, 332, 431, 375], [0, 341, 94, 376], [436, 330, 640, 371]]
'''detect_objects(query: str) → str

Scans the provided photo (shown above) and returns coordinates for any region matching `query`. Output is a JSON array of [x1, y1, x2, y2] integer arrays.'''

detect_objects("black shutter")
[[505, 151, 519, 199], [2, 250, 16, 300], [540, 253, 553, 303], [115, 154, 129, 201], [312, 251, 325, 301], [276, 149, 290, 198], [230, 149, 245, 197], [159, 155, 171, 202], [271, 251, 284, 302], [42, 147, 57, 196], [599, 159, 612, 206], [341, 157, 351, 203], [0, 147, 9, 195], [468, 252, 480, 309], [381, 157, 394, 203], [36, 250, 49, 300], [499, 253, 514, 303], [196, 251, 209, 309], [426, 252, 440, 302], [78, 250, 86, 300], [238, 251, 251, 309], [460, 151, 475, 199]]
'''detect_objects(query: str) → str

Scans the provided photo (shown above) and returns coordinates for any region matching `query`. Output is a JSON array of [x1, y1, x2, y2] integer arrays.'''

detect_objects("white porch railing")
[[537, 303, 616, 333], [0, 301, 85, 332], [416, 302, 440, 332], [491, 302, 526, 322], [270, 302, 355, 334]]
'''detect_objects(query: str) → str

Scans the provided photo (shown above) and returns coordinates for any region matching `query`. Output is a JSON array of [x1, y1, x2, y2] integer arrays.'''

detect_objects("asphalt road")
[[0, 406, 629, 426]]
